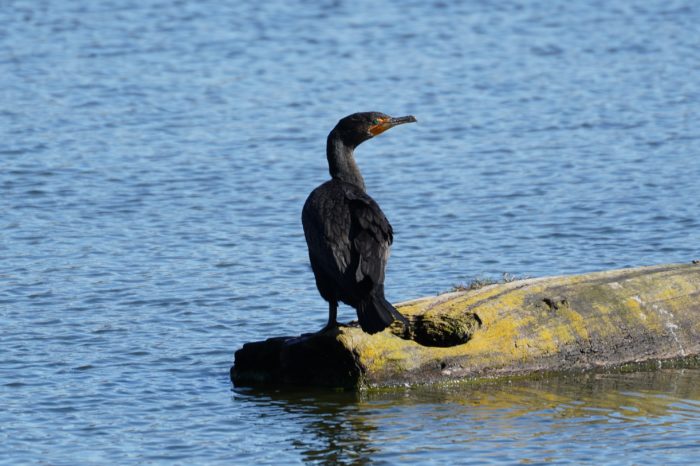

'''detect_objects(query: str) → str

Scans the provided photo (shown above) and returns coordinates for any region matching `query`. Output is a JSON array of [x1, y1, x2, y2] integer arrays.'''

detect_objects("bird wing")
[[302, 183, 354, 276], [344, 188, 393, 285]]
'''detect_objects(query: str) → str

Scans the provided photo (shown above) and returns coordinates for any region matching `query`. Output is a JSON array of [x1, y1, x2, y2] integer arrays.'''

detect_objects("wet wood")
[[232, 263, 700, 389]]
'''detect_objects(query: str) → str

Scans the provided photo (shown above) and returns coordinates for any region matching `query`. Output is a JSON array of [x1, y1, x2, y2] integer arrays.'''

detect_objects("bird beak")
[[369, 115, 417, 136]]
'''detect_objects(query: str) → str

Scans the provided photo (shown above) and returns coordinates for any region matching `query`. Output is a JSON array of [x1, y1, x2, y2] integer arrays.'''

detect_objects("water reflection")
[[236, 370, 700, 464], [236, 389, 376, 464]]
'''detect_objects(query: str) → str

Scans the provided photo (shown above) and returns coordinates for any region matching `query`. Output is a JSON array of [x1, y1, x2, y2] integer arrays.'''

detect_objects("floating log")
[[231, 263, 700, 389]]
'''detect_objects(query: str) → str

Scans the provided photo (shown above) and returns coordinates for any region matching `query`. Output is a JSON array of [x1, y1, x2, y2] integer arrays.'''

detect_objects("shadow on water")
[[233, 369, 700, 464]]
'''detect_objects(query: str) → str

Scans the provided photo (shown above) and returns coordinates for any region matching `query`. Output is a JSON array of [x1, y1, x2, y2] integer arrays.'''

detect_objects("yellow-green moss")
[[348, 263, 700, 387], [233, 263, 700, 389]]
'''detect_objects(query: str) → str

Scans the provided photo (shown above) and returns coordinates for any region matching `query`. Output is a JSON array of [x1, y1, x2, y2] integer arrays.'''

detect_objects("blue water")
[[2, 0, 700, 463]]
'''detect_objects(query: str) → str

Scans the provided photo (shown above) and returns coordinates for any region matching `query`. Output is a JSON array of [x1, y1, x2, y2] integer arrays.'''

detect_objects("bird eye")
[[371, 119, 379, 125]]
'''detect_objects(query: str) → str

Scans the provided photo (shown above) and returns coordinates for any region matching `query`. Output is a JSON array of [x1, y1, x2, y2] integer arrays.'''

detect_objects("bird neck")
[[326, 131, 366, 191]]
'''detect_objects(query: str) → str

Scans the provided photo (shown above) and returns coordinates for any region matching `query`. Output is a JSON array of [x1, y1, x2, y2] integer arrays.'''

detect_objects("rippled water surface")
[[2, 0, 700, 464]]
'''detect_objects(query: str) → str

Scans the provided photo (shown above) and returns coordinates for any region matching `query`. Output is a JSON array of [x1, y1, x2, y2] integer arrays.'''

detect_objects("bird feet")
[[318, 321, 356, 334], [318, 321, 338, 334]]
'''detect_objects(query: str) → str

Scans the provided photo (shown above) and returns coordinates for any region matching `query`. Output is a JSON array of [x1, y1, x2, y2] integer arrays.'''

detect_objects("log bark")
[[231, 262, 700, 389]]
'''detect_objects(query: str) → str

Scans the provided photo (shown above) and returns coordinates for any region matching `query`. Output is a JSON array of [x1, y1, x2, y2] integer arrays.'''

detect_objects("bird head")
[[332, 112, 417, 148]]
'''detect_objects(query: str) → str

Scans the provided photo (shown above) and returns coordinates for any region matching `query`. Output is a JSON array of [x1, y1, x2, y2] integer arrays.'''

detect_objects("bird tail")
[[357, 291, 409, 334]]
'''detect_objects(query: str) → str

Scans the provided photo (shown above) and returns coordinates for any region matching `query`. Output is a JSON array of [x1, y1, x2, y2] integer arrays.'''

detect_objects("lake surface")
[[2, 0, 699, 463]]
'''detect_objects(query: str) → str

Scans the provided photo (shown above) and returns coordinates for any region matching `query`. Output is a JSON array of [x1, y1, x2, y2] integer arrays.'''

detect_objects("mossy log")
[[231, 263, 700, 389]]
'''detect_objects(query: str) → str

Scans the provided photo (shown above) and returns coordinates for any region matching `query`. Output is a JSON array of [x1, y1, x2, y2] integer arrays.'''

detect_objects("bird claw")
[[318, 322, 338, 333], [318, 321, 357, 334]]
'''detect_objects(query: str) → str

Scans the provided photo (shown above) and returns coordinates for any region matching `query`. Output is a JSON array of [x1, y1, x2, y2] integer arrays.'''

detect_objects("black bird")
[[302, 112, 416, 334]]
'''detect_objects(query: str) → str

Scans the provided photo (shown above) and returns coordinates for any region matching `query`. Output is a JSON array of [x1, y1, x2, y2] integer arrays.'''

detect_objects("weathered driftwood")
[[231, 263, 700, 389]]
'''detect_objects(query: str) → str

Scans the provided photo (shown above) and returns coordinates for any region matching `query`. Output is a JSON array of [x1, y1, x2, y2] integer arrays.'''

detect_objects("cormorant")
[[302, 112, 416, 334]]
